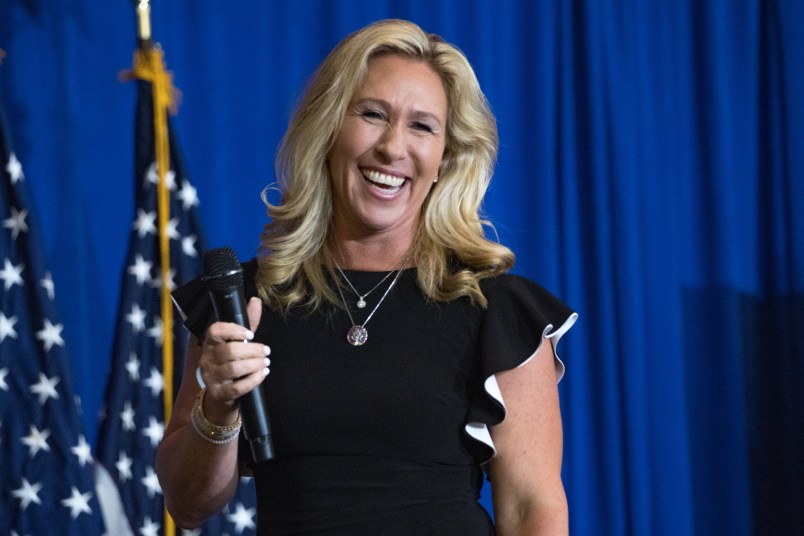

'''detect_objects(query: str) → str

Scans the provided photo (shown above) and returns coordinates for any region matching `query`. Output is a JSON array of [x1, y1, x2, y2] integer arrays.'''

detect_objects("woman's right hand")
[[197, 296, 271, 424]]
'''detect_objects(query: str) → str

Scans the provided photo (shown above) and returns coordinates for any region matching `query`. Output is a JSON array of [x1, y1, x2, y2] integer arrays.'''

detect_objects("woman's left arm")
[[488, 339, 568, 535]]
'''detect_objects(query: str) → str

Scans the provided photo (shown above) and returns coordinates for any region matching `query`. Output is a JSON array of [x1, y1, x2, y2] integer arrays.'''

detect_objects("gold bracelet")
[[190, 388, 241, 444]]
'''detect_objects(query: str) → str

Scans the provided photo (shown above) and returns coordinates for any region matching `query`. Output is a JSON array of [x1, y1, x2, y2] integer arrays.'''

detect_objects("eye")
[[360, 109, 386, 121], [411, 121, 435, 133]]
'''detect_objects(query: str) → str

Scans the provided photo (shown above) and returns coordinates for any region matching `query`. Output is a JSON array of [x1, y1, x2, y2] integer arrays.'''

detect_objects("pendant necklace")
[[334, 263, 397, 309], [334, 264, 405, 346]]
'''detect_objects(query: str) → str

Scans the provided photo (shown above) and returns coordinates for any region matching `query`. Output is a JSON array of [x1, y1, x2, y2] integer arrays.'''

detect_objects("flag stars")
[[127, 254, 153, 285], [36, 318, 65, 352], [141, 466, 162, 498], [41, 271, 55, 300], [0, 312, 19, 343], [0, 367, 9, 391], [126, 303, 147, 333], [146, 317, 164, 346], [139, 516, 161, 536], [6, 152, 24, 184], [143, 367, 164, 398], [166, 217, 180, 240], [134, 209, 157, 237], [29, 372, 60, 405], [120, 401, 136, 432], [12, 478, 42, 510], [3, 206, 28, 239], [227, 502, 257, 534], [141, 416, 164, 448], [115, 451, 133, 481], [146, 161, 176, 190], [177, 181, 199, 210], [125, 353, 141, 381], [61, 486, 93, 519], [71, 435, 93, 467], [0, 258, 24, 291], [182, 234, 198, 257], [21, 424, 51, 457]]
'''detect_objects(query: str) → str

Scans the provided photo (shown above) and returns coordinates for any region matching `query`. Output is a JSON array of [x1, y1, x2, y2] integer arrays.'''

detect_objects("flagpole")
[[133, 3, 177, 535]]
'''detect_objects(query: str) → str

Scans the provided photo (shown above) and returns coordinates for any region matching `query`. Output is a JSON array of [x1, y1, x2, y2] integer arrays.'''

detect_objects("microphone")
[[203, 247, 274, 463]]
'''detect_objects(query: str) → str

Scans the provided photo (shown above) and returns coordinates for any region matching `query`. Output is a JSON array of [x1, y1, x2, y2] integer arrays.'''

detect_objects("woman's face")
[[329, 54, 447, 246]]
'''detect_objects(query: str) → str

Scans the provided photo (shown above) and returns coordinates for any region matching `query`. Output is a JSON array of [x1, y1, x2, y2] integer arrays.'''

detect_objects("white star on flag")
[[29, 372, 60, 405], [116, 452, 134, 482], [0, 367, 9, 390], [133, 209, 157, 237], [5, 152, 24, 183], [177, 181, 199, 210], [3, 206, 28, 238], [0, 311, 19, 342], [139, 516, 160, 536], [166, 217, 180, 240], [181, 235, 198, 257], [227, 502, 257, 534], [141, 416, 164, 448], [71, 435, 93, 467], [127, 254, 153, 285], [125, 353, 141, 381], [140, 466, 162, 498], [0, 258, 24, 290], [40, 271, 55, 300], [120, 401, 136, 432], [143, 367, 164, 397], [11, 478, 43, 510], [61, 486, 94, 519], [145, 161, 176, 190], [36, 318, 65, 351], [126, 303, 147, 332], [21, 425, 51, 457], [146, 317, 164, 345]]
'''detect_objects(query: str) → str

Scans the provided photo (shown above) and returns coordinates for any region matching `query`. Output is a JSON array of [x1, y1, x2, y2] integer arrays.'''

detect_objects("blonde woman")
[[157, 19, 576, 536]]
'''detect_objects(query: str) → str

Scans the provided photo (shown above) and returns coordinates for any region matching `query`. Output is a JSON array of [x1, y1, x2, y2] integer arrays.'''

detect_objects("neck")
[[333, 235, 412, 271]]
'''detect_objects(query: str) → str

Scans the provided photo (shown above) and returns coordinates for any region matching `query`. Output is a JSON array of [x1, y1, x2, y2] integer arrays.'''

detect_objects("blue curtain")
[[2, 1, 801, 534]]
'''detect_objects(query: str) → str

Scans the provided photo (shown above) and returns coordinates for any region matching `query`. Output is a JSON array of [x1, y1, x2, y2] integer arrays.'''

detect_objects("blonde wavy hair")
[[256, 18, 514, 310]]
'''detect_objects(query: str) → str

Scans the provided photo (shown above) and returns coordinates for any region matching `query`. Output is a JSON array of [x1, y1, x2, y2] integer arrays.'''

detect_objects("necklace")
[[334, 263, 397, 308], [334, 266, 405, 346]]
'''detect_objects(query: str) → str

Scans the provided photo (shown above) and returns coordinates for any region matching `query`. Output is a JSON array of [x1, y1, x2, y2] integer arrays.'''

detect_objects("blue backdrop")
[[2, 1, 802, 534]]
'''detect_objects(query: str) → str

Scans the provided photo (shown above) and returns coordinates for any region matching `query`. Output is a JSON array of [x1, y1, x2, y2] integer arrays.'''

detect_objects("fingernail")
[[244, 330, 254, 340], [263, 367, 270, 376], [263, 345, 271, 356], [264, 357, 271, 367]]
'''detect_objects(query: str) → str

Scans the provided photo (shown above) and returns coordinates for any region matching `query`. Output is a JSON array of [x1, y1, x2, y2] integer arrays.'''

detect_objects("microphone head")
[[203, 247, 243, 293]]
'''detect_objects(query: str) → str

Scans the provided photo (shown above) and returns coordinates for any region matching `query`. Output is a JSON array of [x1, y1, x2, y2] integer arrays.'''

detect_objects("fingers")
[[198, 299, 271, 410]]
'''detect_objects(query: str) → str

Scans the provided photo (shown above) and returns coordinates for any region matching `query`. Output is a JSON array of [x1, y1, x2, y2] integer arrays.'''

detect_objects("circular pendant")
[[346, 325, 368, 346], [356, 299, 367, 309]]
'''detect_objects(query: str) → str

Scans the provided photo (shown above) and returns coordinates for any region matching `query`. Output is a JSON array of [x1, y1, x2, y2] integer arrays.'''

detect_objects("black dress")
[[174, 261, 576, 535]]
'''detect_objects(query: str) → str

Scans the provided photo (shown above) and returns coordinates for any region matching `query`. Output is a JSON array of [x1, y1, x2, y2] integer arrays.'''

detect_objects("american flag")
[[94, 50, 256, 535], [0, 97, 106, 533]]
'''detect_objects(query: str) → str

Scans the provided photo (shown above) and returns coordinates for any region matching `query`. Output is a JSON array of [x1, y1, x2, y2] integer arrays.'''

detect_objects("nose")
[[375, 124, 406, 162]]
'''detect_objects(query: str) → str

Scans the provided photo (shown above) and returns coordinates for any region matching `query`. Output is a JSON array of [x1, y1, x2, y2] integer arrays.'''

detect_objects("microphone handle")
[[212, 287, 274, 463]]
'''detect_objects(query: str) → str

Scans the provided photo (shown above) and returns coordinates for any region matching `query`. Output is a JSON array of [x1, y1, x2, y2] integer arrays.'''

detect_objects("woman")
[[157, 19, 576, 535]]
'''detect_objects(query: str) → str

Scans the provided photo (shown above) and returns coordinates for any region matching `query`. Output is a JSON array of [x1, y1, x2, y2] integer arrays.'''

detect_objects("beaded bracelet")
[[190, 388, 242, 445]]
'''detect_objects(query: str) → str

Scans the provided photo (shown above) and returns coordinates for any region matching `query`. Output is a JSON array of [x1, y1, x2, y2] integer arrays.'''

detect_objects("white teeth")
[[362, 169, 405, 188]]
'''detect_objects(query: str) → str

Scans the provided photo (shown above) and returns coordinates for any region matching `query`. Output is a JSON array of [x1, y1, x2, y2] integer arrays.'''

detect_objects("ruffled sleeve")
[[171, 259, 260, 340], [464, 274, 577, 463]]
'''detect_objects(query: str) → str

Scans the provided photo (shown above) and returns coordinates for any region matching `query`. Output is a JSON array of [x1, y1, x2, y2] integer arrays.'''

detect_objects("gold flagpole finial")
[[135, 0, 153, 49]]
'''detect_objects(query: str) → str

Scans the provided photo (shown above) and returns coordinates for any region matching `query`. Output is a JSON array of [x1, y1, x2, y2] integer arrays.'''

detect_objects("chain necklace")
[[334, 265, 405, 346], [334, 263, 397, 309]]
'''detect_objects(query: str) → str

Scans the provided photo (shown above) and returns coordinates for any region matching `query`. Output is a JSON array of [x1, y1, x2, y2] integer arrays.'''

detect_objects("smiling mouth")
[[362, 169, 406, 193]]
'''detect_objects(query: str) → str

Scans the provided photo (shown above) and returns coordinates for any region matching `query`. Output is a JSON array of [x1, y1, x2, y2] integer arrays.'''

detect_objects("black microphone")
[[203, 247, 274, 463]]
